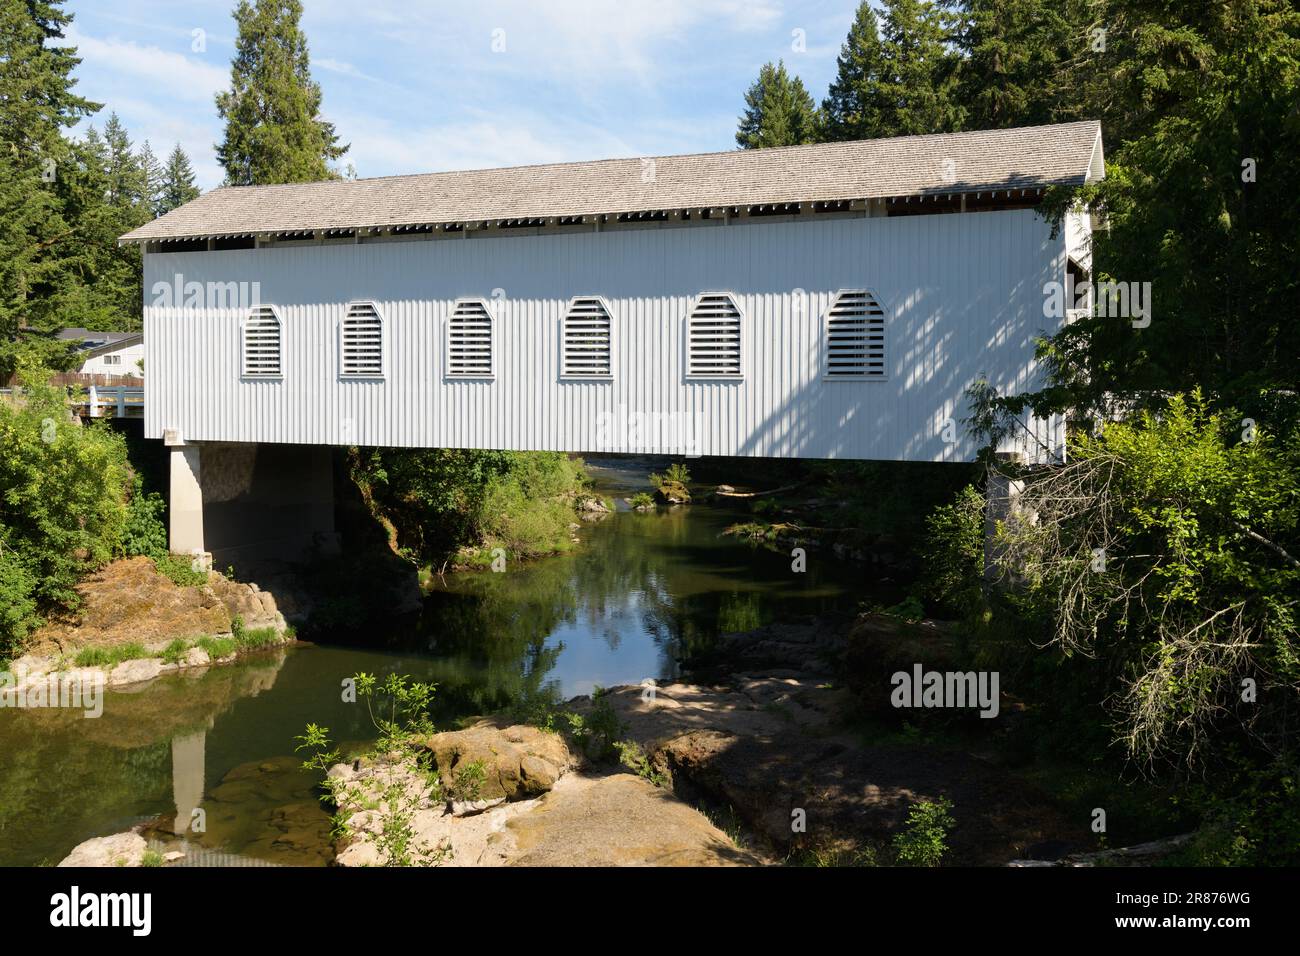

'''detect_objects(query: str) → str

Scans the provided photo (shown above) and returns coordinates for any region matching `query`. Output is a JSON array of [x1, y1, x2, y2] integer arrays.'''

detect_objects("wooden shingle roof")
[[120, 121, 1103, 245]]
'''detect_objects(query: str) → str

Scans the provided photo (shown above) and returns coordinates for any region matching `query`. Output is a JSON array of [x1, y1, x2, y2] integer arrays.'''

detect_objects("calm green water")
[[0, 461, 874, 867]]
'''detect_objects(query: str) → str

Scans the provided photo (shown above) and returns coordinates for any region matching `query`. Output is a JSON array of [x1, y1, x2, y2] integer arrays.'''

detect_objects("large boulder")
[[417, 723, 574, 802], [208, 575, 287, 633], [504, 773, 759, 866], [58, 832, 148, 867]]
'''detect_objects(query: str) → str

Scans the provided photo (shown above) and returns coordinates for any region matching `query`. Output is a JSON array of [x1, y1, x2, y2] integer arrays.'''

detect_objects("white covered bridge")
[[120, 120, 1104, 562]]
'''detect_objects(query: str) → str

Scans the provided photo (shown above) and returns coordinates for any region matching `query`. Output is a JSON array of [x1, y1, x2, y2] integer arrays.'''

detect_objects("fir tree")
[[137, 140, 164, 218], [955, 0, 1076, 129], [158, 143, 200, 215], [215, 0, 348, 185], [820, 2, 887, 141], [0, 0, 99, 374], [875, 0, 965, 136], [736, 60, 819, 150]]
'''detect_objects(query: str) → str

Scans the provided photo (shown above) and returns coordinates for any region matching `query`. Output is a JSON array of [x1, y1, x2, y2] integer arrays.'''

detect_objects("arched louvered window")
[[686, 292, 742, 380], [561, 296, 613, 379], [241, 305, 282, 378], [823, 289, 886, 380], [446, 298, 494, 379], [340, 301, 384, 378]]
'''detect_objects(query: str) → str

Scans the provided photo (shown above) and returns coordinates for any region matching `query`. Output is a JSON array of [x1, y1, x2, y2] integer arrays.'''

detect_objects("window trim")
[[559, 294, 615, 382], [239, 304, 284, 381], [684, 291, 744, 382], [821, 288, 888, 383], [443, 296, 497, 381], [338, 299, 386, 381]]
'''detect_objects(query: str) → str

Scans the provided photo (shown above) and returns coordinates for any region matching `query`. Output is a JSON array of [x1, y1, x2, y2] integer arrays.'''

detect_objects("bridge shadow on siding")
[[732, 264, 1054, 463]]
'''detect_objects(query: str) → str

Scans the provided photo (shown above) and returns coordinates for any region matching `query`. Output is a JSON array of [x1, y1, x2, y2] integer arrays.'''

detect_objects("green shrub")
[[0, 373, 130, 655], [614, 739, 668, 787], [918, 484, 986, 619], [121, 474, 168, 559], [1171, 760, 1300, 866], [627, 492, 655, 510], [893, 797, 955, 866], [564, 687, 625, 761], [351, 448, 588, 566], [152, 554, 208, 588], [297, 674, 446, 866], [994, 393, 1300, 771], [0, 548, 39, 664]]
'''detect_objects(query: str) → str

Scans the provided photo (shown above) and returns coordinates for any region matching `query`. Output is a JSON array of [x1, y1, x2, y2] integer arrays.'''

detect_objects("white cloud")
[[315, 57, 380, 83], [335, 109, 643, 178], [65, 25, 227, 102]]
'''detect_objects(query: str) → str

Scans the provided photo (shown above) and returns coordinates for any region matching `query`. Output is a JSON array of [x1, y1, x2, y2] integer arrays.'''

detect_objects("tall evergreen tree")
[[158, 143, 200, 215], [215, 0, 348, 185], [820, 2, 887, 141], [137, 139, 164, 217], [736, 60, 819, 149], [955, 0, 1077, 129], [874, 0, 965, 136], [0, 0, 100, 375]]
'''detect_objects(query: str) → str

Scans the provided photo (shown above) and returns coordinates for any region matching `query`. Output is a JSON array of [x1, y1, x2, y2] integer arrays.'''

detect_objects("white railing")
[[84, 385, 145, 418]]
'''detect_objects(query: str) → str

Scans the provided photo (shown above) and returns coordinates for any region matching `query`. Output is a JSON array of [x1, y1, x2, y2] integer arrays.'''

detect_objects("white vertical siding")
[[144, 209, 1068, 462]]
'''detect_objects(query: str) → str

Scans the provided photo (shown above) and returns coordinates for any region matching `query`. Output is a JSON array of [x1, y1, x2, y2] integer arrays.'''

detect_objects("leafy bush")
[[152, 554, 208, 588], [918, 484, 986, 618], [892, 797, 955, 866], [298, 673, 446, 866], [993, 392, 1300, 772], [0, 549, 38, 664], [564, 687, 625, 761], [627, 492, 655, 510], [614, 739, 668, 787], [120, 474, 168, 559], [352, 448, 588, 567], [0, 373, 131, 657]]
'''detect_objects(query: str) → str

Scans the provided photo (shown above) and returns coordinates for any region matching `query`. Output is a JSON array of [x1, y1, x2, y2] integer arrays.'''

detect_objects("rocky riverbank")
[[320, 613, 1095, 867], [6, 556, 294, 694]]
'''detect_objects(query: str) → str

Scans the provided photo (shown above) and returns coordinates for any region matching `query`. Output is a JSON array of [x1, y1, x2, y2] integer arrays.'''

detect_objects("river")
[[0, 459, 879, 866]]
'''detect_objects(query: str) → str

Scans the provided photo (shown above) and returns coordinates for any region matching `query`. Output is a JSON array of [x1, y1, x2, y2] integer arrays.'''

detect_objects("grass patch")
[[231, 615, 281, 650], [160, 638, 191, 665], [787, 843, 881, 867], [196, 635, 236, 660], [140, 848, 164, 867], [73, 642, 150, 668]]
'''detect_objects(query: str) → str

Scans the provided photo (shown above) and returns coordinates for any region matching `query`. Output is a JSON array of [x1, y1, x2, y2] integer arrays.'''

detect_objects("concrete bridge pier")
[[167, 439, 341, 567]]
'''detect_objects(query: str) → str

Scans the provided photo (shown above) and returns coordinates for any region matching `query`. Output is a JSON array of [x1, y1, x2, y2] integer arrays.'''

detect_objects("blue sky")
[[63, 0, 864, 191]]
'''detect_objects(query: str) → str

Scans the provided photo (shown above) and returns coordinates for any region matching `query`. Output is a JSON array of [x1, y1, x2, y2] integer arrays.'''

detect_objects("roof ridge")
[[207, 120, 1103, 191], [122, 121, 1105, 244]]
